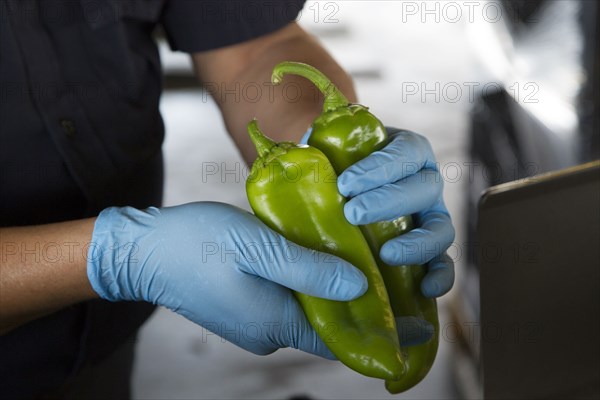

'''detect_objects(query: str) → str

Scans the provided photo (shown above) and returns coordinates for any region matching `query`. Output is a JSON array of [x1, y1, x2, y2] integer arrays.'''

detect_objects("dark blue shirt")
[[0, 0, 304, 397]]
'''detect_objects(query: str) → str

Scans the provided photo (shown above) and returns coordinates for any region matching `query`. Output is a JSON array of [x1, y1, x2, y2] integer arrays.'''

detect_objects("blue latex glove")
[[87, 202, 429, 357], [300, 127, 313, 144], [336, 128, 455, 298]]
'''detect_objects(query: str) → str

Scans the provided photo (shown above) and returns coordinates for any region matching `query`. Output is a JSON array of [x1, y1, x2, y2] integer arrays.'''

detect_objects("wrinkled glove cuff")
[[87, 206, 159, 302]]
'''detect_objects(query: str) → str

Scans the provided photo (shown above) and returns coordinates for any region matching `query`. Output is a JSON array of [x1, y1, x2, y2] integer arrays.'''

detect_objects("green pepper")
[[272, 62, 439, 394], [245, 119, 405, 381]]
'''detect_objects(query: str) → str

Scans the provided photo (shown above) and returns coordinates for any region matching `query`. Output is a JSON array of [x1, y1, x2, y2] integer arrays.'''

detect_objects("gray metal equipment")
[[478, 161, 600, 399]]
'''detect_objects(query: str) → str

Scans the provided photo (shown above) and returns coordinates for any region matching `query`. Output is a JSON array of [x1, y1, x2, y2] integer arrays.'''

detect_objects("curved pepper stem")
[[247, 119, 276, 158], [271, 61, 350, 113]]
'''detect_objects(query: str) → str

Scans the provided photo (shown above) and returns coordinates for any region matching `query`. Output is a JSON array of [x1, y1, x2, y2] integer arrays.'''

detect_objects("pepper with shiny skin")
[[245, 119, 404, 381], [271, 62, 440, 393]]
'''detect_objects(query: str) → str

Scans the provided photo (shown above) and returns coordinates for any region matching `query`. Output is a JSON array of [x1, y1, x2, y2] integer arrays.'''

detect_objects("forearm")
[[225, 31, 357, 160], [0, 219, 98, 334], [193, 23, 357, 163]]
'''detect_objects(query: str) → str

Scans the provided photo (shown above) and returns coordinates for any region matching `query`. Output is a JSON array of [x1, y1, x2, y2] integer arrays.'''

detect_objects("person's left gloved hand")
[[336, 127, 455, 298]]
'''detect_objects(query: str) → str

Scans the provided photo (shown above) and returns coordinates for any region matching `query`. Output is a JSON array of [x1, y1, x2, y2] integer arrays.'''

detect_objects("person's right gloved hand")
[[337, 128, 455, 298], [87, 202, 370, 358]]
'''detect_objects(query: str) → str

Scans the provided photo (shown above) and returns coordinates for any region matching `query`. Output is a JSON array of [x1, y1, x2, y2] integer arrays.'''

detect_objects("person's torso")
[[0, 1, 166, 397]]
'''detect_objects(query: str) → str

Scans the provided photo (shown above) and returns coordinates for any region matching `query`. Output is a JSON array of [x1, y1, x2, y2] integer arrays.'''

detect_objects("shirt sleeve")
[[161, 0, 306, 53]]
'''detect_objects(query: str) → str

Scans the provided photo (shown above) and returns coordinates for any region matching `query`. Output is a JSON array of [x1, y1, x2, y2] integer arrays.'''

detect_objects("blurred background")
[[132, 1, 598, 399]]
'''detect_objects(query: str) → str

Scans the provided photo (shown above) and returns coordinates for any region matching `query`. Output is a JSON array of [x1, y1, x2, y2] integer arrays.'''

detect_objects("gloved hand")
[[336, 128, 455, 298], [87, 202, 426, 357]]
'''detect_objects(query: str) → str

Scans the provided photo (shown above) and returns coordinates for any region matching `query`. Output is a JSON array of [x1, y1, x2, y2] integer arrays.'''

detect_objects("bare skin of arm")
[[192, 22, 357, 162], [0, 22, 355, 333], [0, 219, 98, 334]]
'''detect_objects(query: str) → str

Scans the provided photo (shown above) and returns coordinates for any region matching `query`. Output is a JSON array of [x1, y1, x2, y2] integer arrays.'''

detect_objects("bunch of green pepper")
[[246, 120, 405, 381], [245, 62, 439, 394]]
